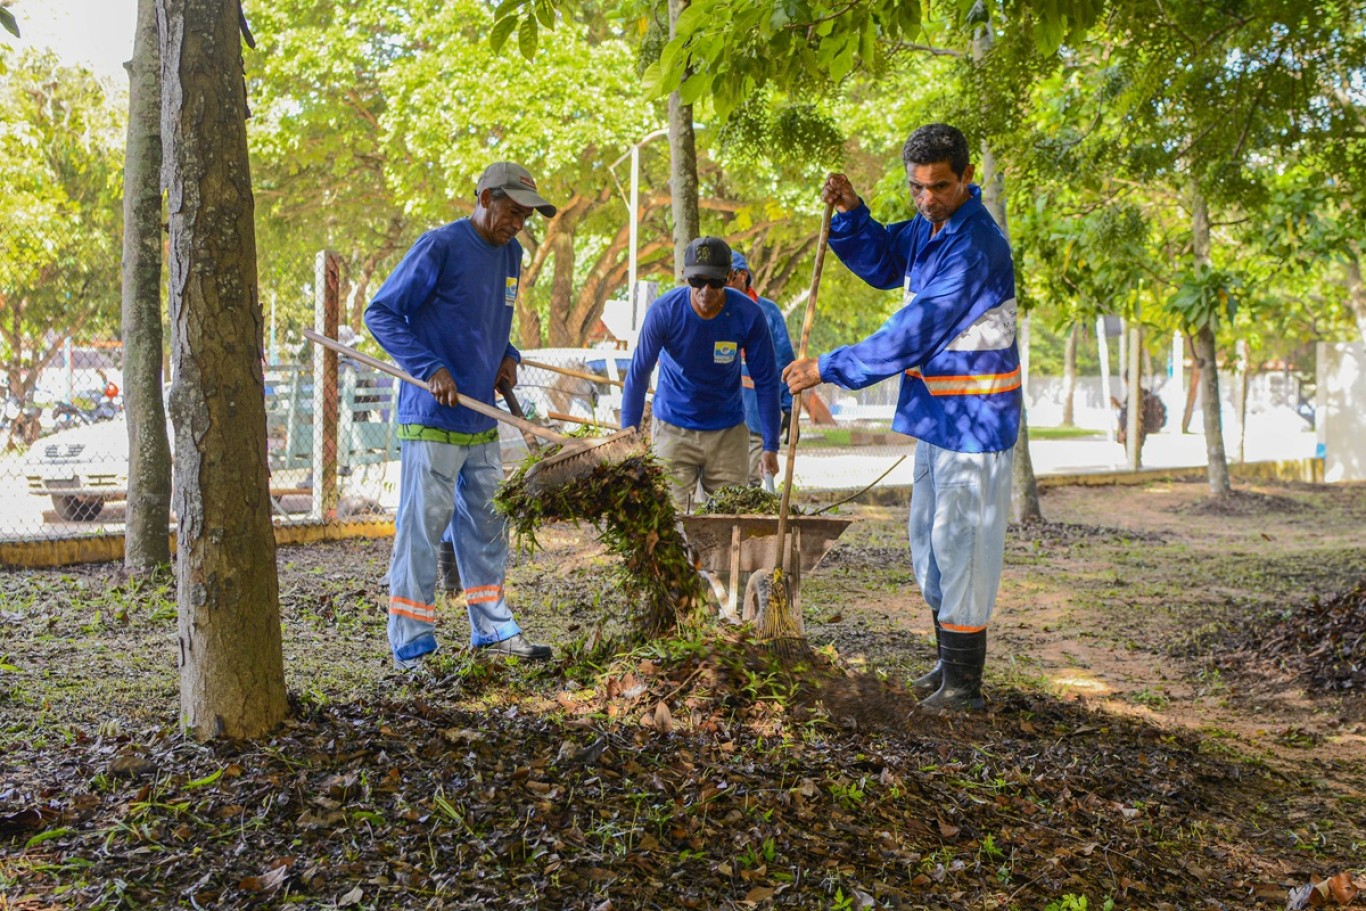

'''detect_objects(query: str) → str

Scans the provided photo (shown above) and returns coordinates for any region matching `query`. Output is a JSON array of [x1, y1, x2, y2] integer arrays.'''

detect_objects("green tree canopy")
[[0, 49, 123, 405]]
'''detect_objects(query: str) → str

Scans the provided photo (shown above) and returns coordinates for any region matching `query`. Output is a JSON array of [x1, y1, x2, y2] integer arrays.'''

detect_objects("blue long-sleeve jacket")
[[821, 186, 1021, 453], [621, 286, 781, 452], [364, 219, 521, 435], [741, 293, 795, 435]]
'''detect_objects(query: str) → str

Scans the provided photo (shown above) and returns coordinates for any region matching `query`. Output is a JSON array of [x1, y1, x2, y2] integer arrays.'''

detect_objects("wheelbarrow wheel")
[[742, 572, 792, 626]]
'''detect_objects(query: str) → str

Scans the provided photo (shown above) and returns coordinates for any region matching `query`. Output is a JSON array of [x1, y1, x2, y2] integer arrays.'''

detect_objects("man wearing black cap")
[[621, 236, 783, 511], [365, 161, 558, 670]]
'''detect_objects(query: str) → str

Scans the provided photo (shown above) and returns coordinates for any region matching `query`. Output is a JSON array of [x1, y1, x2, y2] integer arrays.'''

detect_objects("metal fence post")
[[312, 251, 341, 521]]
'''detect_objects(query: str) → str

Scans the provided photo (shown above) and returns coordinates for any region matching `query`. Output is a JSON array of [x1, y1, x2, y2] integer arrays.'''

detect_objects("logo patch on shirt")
[[713, 341, 737, 364], [504, 277, 518, 306]]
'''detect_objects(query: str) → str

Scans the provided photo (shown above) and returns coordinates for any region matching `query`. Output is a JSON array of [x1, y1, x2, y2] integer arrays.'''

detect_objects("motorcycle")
[[48, 382, 122, 431]]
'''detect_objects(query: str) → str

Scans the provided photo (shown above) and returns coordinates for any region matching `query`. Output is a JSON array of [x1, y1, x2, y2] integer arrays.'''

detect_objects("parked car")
[[24, 366, 399, 522], [23, 415, 132, 520]]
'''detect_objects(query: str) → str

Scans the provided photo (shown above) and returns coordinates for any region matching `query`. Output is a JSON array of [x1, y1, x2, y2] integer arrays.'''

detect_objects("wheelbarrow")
[[680, 514, 854, 623]]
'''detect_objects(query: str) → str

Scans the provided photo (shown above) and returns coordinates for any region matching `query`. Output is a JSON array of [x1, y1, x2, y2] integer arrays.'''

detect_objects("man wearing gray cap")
[[365, 161, 557, 670], [621, 236, 782, 512]]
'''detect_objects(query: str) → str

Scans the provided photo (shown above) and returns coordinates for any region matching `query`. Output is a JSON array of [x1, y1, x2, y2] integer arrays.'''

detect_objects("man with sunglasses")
[[784, 124, 1021, 713], [621, 236, 782, 512], [365, 161, 557, 671]]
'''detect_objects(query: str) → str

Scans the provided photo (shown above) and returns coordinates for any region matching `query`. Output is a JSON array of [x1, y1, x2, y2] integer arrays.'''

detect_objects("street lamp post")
[[611, 128, 669, 331]]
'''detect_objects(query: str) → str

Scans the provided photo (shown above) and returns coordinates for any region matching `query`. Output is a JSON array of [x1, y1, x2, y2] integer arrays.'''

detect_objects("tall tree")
[[666, 0, 700, 273], [122, 0, 172, 572], [161, 0, 286, 739], [0, 51, 123, 448]]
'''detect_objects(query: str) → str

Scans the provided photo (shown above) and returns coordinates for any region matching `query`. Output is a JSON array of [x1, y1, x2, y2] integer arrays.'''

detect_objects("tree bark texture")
[[122, 0, 173, 572], [667, 0, 699, 279], [1191, 186, 1230, 497], [160, 0, 287, 739], [1061, 321, 1078, 427]]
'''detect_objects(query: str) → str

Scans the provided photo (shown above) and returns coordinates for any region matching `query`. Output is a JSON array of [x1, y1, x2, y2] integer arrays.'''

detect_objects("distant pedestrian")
[[784, 124, 1021, 712], [621, 236, 782, 512], [366, 161, 558, 669], [728, 250, 795, 488]]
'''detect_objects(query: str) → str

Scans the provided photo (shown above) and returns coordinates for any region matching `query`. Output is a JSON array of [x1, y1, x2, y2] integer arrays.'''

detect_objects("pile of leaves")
[[1228, 579, 1366, 694], [495, 450, 709, 640], [698, 484, 804, 516]]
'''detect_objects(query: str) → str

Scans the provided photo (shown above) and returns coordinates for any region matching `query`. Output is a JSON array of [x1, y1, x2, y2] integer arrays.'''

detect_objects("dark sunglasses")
[[687, 276, 726, 290]]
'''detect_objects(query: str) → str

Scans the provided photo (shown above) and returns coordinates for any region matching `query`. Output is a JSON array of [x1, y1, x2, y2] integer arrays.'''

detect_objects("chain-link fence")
[[0, 338, 910, 546], [0, 344, 593, 539]]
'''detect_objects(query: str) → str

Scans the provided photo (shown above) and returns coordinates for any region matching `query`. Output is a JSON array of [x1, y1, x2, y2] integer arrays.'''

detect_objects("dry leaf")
[[743, 885, 775, 904], [1326, 872, 1359, 904], [937, 818, 960, 838], [337, 885, 363, 907], [239, 864, 288, 894]]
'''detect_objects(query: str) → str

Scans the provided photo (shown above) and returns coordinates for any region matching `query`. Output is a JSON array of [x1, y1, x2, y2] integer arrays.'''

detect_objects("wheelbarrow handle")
[[303, 329, 568, 446]]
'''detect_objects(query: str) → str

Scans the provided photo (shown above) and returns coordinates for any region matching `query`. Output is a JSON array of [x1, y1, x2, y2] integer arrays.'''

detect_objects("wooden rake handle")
[[775, 201, 835, 565], [302, 329, 569, 446]]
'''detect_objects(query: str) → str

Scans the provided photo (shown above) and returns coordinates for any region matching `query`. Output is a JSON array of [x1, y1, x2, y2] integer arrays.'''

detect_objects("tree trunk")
[[1344, 249, 1366, 343], [1011, 406, 1043, 523], [667, 0, 699, 278], [1181, 335, 1199, 434], [1061, 321, 1078, 427], [121, 0, 172, 573], [1191, 185, 1230, 497], [546, 230, 576, 347], [161, 0, 287, 740], [977, 131, 1043, 522]]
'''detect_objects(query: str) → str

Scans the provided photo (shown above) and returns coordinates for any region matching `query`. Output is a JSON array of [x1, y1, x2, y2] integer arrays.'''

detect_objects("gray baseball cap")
[[475, 162, 557, 217]]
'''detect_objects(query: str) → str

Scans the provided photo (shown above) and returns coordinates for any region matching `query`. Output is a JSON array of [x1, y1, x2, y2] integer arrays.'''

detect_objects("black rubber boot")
[[910, 612, 942, 698], [919, 629, 986, 714], [437, 541, 460, 594]]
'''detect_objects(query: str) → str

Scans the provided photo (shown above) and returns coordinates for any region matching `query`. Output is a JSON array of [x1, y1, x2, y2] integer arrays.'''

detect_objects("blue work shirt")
[[622, 286, 782, 453], [740, 292, 795, 436], [364, 219, 521, 435], [821, 186, 1021, 453]]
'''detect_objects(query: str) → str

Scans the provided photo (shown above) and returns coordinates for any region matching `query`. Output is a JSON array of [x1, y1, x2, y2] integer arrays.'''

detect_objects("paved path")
[[787, 427, 1320, 492]]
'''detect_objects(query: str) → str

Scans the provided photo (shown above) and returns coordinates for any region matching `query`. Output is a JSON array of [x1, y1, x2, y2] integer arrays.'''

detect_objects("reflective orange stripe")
[[465, 585, 503, 605], [389, 597, 436, 623], [905, 366, 1021, 396], [941, 622, 987, 633]]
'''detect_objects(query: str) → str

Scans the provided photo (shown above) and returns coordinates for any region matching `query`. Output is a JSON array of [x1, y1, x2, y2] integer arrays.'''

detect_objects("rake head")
[[522, 427, 644, 494]]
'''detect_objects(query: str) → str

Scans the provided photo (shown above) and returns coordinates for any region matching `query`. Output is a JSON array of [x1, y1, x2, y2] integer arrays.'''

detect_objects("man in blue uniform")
[[784, 124, 1021, 712], [729, 250, 796, 488], [365, 161, 556, 668], [621, 236, 782, 512]]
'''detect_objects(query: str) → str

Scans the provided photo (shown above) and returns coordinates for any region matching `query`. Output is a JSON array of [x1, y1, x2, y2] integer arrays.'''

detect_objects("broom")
[[757, 202, 835, 656]]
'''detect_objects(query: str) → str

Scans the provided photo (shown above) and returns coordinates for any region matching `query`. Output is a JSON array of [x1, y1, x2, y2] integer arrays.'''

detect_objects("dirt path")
[[800, 480, 1366, 790]]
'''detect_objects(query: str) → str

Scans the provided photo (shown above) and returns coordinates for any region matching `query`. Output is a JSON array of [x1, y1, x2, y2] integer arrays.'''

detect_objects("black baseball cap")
[[475, 162, 557, 217], [683, 236, 732, 282]]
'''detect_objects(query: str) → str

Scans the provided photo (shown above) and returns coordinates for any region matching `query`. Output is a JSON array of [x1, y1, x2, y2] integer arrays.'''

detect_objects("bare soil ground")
[[2, 479, 1364, 910]]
